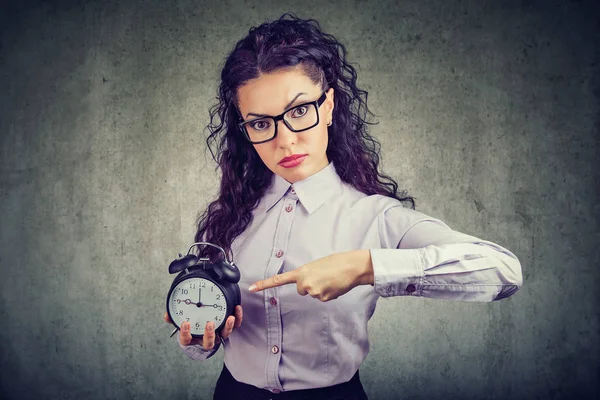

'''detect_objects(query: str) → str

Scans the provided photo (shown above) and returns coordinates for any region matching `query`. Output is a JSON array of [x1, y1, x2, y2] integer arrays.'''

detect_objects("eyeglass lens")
[[243, 103, 318, 143]]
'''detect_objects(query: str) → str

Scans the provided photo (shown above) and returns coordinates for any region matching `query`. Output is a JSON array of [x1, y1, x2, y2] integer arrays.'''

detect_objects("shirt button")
[[275, 250, 283, 258], [271, 345, 279, 354], [270, 297, 277, 306], [290, 188, 296, 194], [406, 284, 416, 293], [285, 204, 293, 212]]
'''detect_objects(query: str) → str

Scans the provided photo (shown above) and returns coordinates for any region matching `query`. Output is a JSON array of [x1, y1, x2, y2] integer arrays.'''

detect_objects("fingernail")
[[207, 322, 213, 331], [249, 284, 256, 292]]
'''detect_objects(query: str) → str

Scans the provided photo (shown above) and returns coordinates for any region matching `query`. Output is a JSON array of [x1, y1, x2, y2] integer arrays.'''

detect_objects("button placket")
[[263, 196, 298, 392]]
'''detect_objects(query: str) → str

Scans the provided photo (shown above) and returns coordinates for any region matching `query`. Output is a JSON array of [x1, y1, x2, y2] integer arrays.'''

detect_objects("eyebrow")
[[245, 92, 307, 119]]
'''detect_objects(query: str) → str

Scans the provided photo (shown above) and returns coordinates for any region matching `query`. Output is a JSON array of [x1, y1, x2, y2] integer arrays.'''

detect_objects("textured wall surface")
[[1, 0, 598, 399]]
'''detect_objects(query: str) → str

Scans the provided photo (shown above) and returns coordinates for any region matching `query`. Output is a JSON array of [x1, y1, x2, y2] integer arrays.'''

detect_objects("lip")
[[278, 154, 308, 168], [278, 154, 308, 164]]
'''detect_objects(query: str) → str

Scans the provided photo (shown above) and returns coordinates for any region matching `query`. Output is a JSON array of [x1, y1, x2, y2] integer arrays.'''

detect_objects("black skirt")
[[213, 363, 369, 400]]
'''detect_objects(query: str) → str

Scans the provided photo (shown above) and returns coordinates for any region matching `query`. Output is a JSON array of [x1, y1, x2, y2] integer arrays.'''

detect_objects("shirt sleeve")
[[370, 207, 523, 302], [177, 330, 221, 361]]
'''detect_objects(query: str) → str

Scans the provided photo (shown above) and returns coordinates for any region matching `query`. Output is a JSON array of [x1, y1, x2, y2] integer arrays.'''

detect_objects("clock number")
[[186, 318, 190, 322], [211, 286, 214, 292], [190, 284, 196, 289], [178, 310, 183, 315], [195, 322, 201, 328], [216, 294, 220, 300], [215, 316, 221, 322], [200, 281, 206, 288], [182, 289, 188, 295]]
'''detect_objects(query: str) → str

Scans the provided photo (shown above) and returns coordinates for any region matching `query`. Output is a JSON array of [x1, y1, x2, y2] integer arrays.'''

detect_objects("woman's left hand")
[[248, 249, 374, 302]]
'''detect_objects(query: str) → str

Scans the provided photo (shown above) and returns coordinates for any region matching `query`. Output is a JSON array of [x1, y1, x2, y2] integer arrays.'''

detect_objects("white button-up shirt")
[[178, 162, 523, 393]]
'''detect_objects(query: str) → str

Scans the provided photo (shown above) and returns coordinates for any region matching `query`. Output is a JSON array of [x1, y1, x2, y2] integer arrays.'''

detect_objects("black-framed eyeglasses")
[[237, 92, 328, 144]]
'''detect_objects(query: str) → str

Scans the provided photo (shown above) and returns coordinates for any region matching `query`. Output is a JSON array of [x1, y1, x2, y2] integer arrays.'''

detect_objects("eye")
[[249, 119, 271, 131], [291, 105, 308, 118]]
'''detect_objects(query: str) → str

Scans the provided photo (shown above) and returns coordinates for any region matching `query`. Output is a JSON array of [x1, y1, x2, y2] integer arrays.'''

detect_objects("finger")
[[296, 284, 308, 296], [221, 316, 236, 339], [233, 305, 243, 328], [179, 321, 192, 346], [164, 311, 173, 323], [178, 321, 204, 346], [203, 321, 217, 349], [249, 270, 297, 292]]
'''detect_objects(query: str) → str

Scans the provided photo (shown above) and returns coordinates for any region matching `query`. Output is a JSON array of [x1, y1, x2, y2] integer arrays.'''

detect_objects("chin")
[[276, 165, 309, 183]]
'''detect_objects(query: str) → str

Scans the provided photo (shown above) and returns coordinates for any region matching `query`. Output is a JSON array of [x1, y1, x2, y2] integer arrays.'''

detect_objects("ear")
[[326, 87, 335, 119]]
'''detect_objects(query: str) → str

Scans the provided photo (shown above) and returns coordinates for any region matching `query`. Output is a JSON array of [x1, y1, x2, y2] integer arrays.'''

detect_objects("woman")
[[164, 13, 523, 400]]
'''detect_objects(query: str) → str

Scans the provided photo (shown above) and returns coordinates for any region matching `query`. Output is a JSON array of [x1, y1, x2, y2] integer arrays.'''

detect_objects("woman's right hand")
[[163, 305, 243, 350]]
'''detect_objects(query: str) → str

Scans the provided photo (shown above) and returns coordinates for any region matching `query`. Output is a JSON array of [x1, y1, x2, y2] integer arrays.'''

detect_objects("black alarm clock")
[[166, 242, 241, 339]]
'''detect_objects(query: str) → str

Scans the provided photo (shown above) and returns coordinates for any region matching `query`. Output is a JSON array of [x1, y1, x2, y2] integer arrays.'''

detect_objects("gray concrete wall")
[[1, 0, 598, 399]]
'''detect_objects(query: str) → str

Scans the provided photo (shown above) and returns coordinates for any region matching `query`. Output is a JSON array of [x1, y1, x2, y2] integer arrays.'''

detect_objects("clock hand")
[[193, 302, 220, 308]]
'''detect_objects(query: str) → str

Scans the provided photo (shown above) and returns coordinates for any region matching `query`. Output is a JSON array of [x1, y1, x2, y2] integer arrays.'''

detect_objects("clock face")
[[168, 277, 228, 335]]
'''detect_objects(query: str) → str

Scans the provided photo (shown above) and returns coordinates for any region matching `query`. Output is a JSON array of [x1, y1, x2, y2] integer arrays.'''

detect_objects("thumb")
[[179, 321, 192, 346]]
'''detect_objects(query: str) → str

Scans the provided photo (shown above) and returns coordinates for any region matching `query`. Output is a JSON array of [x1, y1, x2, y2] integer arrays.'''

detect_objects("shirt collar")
[[262, 162, 341, 214]]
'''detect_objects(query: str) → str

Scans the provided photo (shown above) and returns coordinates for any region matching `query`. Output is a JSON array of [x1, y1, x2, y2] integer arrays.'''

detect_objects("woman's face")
[[236, 67, 334, 184]]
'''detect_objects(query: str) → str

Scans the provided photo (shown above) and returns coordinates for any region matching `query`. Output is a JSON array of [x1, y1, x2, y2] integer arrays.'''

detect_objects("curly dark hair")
[[194, 13, 416, 261]]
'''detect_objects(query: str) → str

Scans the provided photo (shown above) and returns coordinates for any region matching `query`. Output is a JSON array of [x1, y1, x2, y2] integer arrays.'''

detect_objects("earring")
[[327, 120, 332, 126]]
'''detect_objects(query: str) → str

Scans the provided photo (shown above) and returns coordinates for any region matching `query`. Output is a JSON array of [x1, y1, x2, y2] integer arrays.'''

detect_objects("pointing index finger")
[[249, 270, 297, 292]]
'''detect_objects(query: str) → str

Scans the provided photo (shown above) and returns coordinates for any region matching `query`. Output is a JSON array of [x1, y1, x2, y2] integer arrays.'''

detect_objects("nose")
[[275, 120, 296, 148]]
